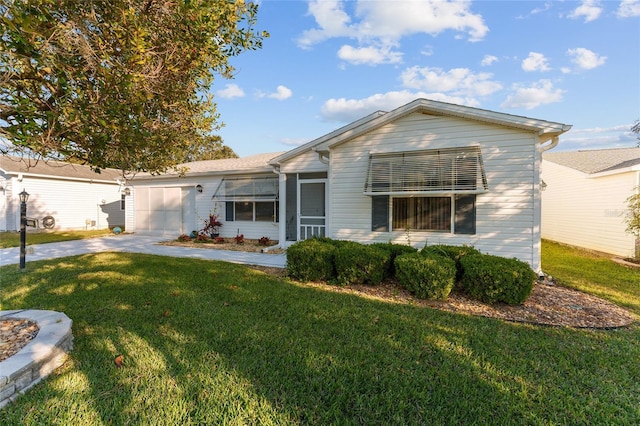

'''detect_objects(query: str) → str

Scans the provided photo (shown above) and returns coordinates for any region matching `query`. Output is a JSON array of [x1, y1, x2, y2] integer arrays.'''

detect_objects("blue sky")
[[212, 0, 640, 157]]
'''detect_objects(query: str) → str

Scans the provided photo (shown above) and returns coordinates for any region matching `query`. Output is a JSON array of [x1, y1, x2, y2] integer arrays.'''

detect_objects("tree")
[[0, 0, 266, 174], [181, 135, 238, 163], [632, 120, 640, 147]]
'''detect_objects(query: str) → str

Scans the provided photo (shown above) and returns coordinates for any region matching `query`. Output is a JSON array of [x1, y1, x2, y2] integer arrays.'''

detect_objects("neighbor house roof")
[[0, 155, 122, 183], [133, 152, 286, 180], [270, 98, 572, 165], [543, 147, 640, 175]]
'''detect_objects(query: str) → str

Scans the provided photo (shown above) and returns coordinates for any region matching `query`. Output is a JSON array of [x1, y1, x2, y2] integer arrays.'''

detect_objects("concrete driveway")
[[0, 234, 286, 268]]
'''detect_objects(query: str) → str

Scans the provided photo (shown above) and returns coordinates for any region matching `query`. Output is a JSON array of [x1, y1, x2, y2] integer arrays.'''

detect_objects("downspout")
[[539, 135, 560, 153], [635, 171, 640, 259], [312, 148, 330, 164], [535, 134, 560, 276]]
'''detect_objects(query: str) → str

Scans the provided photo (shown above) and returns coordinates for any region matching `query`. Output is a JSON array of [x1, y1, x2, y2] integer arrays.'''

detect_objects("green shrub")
[[421, 244, 481, 282], [286, 238, 337, 282], [334, 241, 387, 285], [370, 243, 418, 278], [395, 253, 456, 300], [459, 254, 536, 305]]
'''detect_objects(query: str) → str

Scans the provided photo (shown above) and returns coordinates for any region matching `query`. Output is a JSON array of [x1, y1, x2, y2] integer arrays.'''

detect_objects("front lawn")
[[0, 249, 638, 424], [0, 230, 114, 248]]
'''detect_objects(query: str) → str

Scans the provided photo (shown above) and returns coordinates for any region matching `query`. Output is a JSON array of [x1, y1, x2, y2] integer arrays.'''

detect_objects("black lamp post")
[[19, 189, 29, 270]]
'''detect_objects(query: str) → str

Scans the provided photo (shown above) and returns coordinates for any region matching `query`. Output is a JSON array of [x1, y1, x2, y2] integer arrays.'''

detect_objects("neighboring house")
[[128, 98, 571, 271], [0, 156, 126, 231], [542, 147, 640, 258]]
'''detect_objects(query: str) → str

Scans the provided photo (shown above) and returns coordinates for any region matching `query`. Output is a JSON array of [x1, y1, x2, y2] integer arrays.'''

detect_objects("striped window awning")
[[212, 176, 279, 201], [364, 146, 488, 196]]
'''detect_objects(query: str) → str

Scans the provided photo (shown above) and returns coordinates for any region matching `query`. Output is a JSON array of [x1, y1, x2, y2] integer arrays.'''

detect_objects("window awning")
[[212, 176, 279, 202], [364, 146, 488, 196]]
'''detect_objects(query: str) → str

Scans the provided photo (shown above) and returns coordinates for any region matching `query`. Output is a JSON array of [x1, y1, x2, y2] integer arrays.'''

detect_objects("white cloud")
[[522, 52, 551, 72], [568, 0, 602, 22], [617, 0, 640, 17], [481, 55, 498, 66], [297, 0, 355, 48], [567, 48, 607, 70], [501, 80, 565, 110], [217, 83, 245, 99], [320, 90, 479, 122], [337, 43, 403, 65], [556, 124, 639, 151], [280, 137, 310, 147], [400, 66, 502, 97], [258, 85, 293, 101], [297, 0, 489, 62]]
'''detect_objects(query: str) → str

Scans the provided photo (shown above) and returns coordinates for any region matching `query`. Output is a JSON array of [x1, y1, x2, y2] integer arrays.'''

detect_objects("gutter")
[[312, 148, 330, 164]]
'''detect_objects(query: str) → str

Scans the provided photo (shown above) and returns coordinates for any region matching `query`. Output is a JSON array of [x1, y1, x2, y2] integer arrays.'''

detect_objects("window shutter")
[[454, 195, 476, 234], [225, 202, 234, 222], [372, 196, 389, 232]]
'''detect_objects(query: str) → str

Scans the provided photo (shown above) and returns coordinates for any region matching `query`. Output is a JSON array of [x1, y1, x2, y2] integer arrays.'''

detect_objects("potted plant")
[[201, 213, 223, 238]]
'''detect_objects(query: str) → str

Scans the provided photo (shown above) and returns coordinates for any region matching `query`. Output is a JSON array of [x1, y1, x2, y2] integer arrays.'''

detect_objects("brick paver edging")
[[0, 310, 73, 409]]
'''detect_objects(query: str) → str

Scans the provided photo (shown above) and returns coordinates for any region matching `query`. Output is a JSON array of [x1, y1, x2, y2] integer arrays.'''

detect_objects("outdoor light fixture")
[[19, 189, 29, 270], [19, 189, 29, 204], [196, 184, 203, 193], [124, 187, 131, 196]]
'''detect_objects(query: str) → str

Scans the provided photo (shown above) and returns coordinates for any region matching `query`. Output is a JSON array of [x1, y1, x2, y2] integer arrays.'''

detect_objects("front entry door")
[[298, 180, 326, 240]]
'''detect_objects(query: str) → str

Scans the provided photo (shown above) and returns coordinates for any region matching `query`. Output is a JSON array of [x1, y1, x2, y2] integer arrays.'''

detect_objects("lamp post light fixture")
[[19, 189, 29, 270]]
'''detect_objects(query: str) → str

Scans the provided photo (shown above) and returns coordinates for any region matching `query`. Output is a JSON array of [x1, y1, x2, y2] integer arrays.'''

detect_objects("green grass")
[[0, 230, 115, 248], [542, 239, 640, 316], [0, 248, 639, 424]]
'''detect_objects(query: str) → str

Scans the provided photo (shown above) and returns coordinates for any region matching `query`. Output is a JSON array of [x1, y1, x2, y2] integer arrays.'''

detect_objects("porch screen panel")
[[285, 174, 297, 241]]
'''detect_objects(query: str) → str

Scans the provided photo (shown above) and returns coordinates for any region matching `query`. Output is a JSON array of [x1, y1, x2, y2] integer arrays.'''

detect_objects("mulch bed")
[[249, 266, 636, 330]]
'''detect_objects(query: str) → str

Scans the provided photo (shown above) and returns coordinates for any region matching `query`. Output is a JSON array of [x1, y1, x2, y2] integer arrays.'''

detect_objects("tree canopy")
[[0, 0, 266, 174]]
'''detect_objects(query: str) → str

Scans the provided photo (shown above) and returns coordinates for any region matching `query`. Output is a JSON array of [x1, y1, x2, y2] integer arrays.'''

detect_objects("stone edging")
[[0, 310, 73, 409], [612, 257, 640, 269]]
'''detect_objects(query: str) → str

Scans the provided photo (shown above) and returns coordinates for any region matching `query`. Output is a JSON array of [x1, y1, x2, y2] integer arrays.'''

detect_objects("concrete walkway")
[[0, 234, 287, 268]]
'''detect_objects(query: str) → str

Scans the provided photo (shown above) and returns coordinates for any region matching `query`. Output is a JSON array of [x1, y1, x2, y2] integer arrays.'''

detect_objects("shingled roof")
[[0, 155, 122, 183], [543, 147, 640, 174]]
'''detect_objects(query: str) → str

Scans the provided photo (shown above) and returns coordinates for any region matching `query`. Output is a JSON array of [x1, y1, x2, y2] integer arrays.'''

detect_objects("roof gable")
[[543, 147, 640, 174], [271, 98, 571, 165], [133, 152, 285, 179], [0, 155, 122, 182]]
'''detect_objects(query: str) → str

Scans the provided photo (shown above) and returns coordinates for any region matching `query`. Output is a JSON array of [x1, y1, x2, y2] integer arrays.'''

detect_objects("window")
[[372, 195, 476, 234], [367, 147, 485, 235], [214, 176, 279, 223], [392, 197, 451, 231], [225, 201, 279, 222], [120, 194, 126, 211]]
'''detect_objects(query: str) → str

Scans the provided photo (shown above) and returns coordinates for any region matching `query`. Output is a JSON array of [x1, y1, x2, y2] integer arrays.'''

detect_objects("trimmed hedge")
[[286, 239, 337, 282], [421, 244, 482, 283], [370, 243, 418, 279], [395, 252, 456, 300], [459, 254, 536, 305], [334, 241, 387, 285]]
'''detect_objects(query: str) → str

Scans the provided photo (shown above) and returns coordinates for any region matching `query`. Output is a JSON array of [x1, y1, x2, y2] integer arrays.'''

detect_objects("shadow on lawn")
[[1, 253, 639, 424]]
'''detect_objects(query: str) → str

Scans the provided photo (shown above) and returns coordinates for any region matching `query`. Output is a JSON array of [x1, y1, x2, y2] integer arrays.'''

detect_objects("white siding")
[[2, 175, 123, 231], [541, 161, 637, 257], [130, 175, 279, 241], [327, 112, 542, 268]]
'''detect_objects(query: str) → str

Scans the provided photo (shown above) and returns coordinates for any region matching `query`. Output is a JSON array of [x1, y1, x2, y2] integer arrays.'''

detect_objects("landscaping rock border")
[[0, 310, 73, 409]]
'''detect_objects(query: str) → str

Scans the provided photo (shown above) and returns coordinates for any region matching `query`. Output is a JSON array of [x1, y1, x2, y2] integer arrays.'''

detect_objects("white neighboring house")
[[542, 147, 640, 258], [128, 98, 571, 271], [0, 156, 126, 232]]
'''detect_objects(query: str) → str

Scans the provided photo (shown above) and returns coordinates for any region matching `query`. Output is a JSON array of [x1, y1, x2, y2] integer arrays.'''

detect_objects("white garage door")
[[135, 187, 182, 234]]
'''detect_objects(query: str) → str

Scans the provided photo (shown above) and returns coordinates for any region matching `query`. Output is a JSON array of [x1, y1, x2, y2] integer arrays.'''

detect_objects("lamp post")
[[19, 189, 29, 270]]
